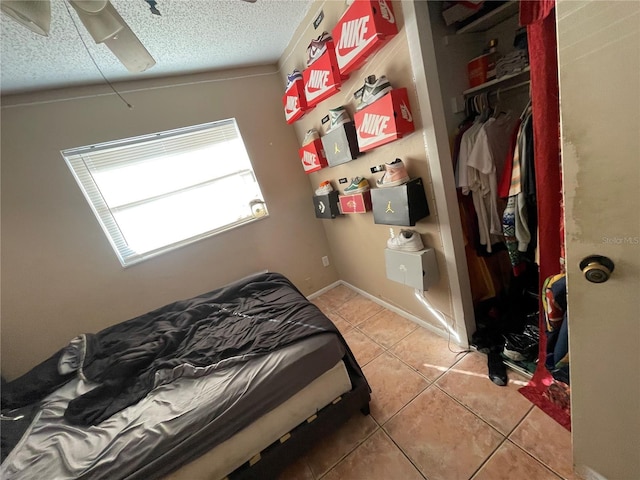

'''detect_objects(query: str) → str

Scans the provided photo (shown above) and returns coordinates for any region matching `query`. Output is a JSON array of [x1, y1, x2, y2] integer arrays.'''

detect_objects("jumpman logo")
[[386, 201, 394, 213]]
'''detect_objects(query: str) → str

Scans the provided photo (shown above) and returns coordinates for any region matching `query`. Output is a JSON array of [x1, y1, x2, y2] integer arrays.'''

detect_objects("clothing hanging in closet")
[[501, 104, 538, 276], [455, 106, 520, 255]]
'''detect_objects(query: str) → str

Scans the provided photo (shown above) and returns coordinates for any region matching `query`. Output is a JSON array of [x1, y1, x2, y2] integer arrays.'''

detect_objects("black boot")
[[487, 348, 507, 386]]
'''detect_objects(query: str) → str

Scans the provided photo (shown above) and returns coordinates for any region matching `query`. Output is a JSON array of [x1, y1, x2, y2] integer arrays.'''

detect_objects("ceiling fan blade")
[[68, 1, 124, 43], [103, 25, 156, 73], [70, 1, 109, 14], [68, 0, 155, 73], [1, 0, 51, 36]]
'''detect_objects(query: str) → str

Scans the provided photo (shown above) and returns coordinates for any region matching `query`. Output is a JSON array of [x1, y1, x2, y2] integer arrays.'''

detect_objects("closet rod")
[[489, 80, 531, 95]]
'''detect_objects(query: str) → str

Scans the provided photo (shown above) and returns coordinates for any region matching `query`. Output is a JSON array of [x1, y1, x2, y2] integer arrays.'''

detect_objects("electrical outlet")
[[322, 256, 330, 267]]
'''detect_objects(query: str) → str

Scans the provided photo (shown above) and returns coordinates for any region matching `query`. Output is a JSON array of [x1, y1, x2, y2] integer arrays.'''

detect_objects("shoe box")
[[321, 121, 360, 167], [303, 40, 344, 108], [354, 88, 415, 152], [371, 177, 430, 226], [385, 248, 439, 290], [298, 138, 328, 174], [332, 0, 398, 77], [338, 190, 372, 214], [313, 190, 341, 219], [283, 77, 309, 124]]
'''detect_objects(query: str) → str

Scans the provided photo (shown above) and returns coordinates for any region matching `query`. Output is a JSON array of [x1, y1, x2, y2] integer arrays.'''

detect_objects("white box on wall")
[[385, 248, 439, 291]]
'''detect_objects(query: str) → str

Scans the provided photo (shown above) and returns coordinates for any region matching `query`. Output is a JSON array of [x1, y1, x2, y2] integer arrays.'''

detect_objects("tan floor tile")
[[358, 309, 418, 349], [323, 310, 354, 335], [391, 327, 464, 381], [277, 457, 314, 480], [305, 412, 378, 478], [311, 296, 332, 314], [335, 294, 384, 325], [473, 440, 561, 480], [386, 386, 504, 480], [436, 352, 533, 435], [316, 284, 358, 311], [343, 329, 384, 367], [510, 407, 577, 479], [322, 430, 424, 480], [362, 352, 429, 424]]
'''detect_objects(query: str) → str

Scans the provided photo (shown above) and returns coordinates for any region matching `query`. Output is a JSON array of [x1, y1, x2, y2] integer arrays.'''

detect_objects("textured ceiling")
[[0, 0, 314, 95]]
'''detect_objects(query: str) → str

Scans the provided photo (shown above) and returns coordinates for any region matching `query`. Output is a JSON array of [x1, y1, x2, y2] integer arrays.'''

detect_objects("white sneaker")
[[387, 229, 424, 251], [306, 32, 333, 66], [285, 69, 303, 90], [303, 128, 320, 146], [327, 106, 351, 132], [315, 180, 333, 195], [355, 75, 393, 111], [376, 158, 410, 187]]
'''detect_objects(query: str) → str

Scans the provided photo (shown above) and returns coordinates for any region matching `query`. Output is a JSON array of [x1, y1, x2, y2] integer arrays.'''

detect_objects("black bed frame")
[[230, 374, 371, 480]]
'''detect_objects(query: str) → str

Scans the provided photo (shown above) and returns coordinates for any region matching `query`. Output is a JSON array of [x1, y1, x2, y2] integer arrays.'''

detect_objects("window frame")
[[62, 119, 268, 267]]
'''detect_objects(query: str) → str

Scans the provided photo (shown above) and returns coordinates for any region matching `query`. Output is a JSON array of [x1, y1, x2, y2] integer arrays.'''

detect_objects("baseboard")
[[338, 280, 451, 342], [306, 280, 342, 300]]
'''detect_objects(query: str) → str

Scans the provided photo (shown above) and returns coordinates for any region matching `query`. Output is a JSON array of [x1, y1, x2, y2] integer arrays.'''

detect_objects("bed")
[[1, 272, 371, 480]]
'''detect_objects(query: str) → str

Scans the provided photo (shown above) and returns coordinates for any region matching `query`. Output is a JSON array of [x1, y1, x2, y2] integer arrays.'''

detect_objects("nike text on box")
[[338, 190, 372, 214], [303, 42, 342, 108], [298, 139, 328, 174], [321, 121, 360, 167], [354, 87, 415, 152], [332, 0, 398, 77], [371, 177, 430, 226], [283, 79, 309, 124], [313, 190, 341, 219]]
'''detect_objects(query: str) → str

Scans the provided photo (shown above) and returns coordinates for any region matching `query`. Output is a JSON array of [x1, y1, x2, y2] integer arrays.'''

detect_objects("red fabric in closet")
[[516, 0, 569, 431]]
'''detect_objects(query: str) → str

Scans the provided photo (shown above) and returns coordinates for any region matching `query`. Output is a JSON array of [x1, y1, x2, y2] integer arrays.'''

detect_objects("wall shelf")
[[456, 1, 520, 35], [463, 66, 530, 96]]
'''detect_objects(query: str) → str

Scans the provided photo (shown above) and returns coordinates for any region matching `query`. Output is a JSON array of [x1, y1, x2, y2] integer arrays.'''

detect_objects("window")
[[62, 119, 268, 267]]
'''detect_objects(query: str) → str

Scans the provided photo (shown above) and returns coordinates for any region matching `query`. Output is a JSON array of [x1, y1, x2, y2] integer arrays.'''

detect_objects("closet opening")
[[420, 0, 568, 428]]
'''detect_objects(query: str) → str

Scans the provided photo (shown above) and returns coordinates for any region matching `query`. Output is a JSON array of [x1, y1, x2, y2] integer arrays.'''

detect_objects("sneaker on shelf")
[[315, 180, 334, 196], [376, 158, 410, 187], [303, 128, 320, 146], [354, 75, 393, 111], [387, 229, 424, 251], [306, 32, 333, 66], [343, 176, 370, 194], [327, 106, 351, 132], [285, 69, 303, 90]]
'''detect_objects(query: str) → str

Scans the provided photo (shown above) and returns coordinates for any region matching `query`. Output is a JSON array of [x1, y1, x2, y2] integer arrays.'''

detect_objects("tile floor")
[[279, 285, 575, 480]]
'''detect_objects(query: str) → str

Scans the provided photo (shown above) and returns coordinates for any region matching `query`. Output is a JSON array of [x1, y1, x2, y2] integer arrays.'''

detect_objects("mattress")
[[163, 360, 352, 480], [1, 333, 346, 480]]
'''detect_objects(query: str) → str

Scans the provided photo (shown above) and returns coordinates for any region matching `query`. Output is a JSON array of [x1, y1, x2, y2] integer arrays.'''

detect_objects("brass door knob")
[[579, 255, 615, 283]]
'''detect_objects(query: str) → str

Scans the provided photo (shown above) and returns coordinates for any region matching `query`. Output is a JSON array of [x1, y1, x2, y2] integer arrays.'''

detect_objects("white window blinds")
[[62, 119, 268, 267]]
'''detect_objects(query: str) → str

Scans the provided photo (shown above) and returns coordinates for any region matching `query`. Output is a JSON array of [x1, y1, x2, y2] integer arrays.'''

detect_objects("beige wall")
[[0, 66, 338, 379], [278, 1, 456, 330]]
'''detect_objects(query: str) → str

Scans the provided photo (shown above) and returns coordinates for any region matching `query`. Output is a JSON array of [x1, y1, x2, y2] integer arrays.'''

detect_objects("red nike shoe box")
[[332, 0, 398, 77], [338, 190, 372, 214], [303, 42, 342, 108], [298, 138, 328, 174], [283, 79, 309, 124], [354, 88, 415, 152]]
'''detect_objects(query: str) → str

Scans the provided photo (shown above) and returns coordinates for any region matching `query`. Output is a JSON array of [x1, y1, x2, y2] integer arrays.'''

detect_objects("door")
[[555, 1, 640, 478]]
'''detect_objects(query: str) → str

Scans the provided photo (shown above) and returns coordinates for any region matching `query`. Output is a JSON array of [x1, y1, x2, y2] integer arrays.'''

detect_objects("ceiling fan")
[[1, 0, 156, 73]]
